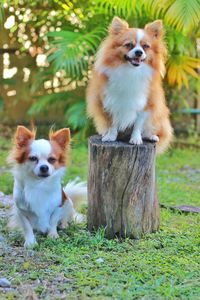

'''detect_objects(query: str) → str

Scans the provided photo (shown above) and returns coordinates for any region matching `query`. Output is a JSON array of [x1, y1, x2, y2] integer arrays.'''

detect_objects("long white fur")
[[9, 141, 87, 248], [100, 63, 153, 143], [63, 179, 87, 210], [103, 63, 153, 130]]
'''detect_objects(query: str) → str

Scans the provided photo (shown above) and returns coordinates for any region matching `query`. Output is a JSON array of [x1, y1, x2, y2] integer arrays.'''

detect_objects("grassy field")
[[0, 131, 199, 299]]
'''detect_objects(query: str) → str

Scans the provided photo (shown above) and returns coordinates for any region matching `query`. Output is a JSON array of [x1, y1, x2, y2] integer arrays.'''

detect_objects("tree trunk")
[[88, 135, 160, 239]]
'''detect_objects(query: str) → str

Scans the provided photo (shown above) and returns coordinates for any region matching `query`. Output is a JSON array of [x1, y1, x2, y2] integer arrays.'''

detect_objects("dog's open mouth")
[[38, 174, 50, 178], [124, 55, 144, 67]]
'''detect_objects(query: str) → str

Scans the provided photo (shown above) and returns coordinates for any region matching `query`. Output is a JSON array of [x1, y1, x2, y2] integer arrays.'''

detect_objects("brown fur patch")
[[49, 128, 71, 167], [50, 140, 70, 167], [61, 188, 69, 206], [10, 126, 36, 164]]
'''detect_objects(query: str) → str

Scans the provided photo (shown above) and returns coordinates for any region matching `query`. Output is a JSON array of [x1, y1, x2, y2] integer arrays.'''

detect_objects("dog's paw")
[[102, 128, 118, 142], [24, 238, 37, 248], [102, 133, 117, 142], [73, 213, 86, 224], [59, 222, 69, 229], [48, 231, 59, 239], [129, 134, 143, 145], [149, 135, 159, 142]]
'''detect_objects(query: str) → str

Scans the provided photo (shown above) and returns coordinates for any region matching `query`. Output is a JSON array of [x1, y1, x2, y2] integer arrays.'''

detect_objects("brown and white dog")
[[9, 126, 86, 247], [87, 17, 173, 153]]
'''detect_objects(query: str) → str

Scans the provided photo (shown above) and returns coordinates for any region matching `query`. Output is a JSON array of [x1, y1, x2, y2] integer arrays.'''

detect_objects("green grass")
[[0, 134, 200, 299]]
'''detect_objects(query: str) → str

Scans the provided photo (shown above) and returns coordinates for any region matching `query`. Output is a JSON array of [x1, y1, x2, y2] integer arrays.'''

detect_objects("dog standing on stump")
[[87, 17, 173, 153]]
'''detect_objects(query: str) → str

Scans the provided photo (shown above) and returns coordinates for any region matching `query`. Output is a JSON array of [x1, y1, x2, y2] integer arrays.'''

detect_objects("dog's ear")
[[109, 16, 129, 35], [145, 20, 163, 39], [15, 126, 36, 148], [49, 128, 71, 149]]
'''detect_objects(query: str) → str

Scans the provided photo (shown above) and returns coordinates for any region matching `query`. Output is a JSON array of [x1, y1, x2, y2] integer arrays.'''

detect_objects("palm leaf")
[[166, 28, 196, 54], [142, 0, 200, 33], [95, 0, 140, 17], [164, 0, 200, 33], [167, 55, 200, 88], [30, 70, 55, 94], [65, 101, 87, 130], [28, 91, 76, 115], [139, 0, 167, 19], [47, 27, 106, 79]]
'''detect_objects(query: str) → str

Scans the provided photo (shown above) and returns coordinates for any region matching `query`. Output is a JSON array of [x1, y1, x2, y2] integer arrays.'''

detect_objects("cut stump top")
[[89, 135, 156, 151]]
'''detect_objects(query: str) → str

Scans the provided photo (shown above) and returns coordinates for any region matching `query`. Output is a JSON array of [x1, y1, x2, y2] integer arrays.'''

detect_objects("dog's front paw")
[[102, 133, 117, 142], [102, 128, 118, 142], [59, 221, 69, 229], [24, 237, 37, 248], [129, 134, 143, 145], [48, 230, 59, 239], [149, 135, 159, 142]]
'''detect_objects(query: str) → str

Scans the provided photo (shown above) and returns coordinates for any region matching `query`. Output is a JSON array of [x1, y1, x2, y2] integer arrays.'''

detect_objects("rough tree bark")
[[88, 135, 160, 239]]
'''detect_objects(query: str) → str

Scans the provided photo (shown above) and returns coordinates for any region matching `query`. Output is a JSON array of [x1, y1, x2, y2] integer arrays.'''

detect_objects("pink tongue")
[[131, 58, 140, 65]]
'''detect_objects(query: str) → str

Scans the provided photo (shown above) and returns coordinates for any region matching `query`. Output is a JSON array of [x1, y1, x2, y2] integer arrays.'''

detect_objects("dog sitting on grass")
[[8, 126, 86, 247]]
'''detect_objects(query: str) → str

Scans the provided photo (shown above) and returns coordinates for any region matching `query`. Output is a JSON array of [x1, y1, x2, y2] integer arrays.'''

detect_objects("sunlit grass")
[[0, 136, 199, 299]]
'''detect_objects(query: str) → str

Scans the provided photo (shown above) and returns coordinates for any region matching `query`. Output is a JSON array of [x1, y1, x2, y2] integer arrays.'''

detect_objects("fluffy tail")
[[63, 179, 87, 210], [8, 206, 21, 230], [157, 120, 173, 154]]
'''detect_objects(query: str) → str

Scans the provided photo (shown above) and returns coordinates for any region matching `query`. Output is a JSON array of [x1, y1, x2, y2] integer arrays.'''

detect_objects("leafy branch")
[[47, 27, 107, 79]]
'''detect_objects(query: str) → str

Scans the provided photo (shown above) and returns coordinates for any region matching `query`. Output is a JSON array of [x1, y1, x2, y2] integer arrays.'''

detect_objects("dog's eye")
[[124, 42, 134, 49], [29, 156, 38, 162], [143, 44, 150, 49], [48, 157, 56, 164]]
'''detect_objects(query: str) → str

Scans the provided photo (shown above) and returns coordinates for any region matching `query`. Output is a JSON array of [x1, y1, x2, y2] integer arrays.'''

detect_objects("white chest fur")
[[13, 167, 64, 233], [102, 63, 153, 131]]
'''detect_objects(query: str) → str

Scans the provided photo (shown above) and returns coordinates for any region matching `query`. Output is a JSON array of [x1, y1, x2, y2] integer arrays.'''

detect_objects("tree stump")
[[88, 135, 160, 239]]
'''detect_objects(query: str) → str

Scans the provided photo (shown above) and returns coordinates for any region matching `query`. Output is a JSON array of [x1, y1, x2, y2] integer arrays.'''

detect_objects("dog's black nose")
[[40, 165, 49, 173], [135, 50, 143, 57]]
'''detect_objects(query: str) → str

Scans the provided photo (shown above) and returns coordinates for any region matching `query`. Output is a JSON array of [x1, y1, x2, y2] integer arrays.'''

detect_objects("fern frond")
[[47, 27, 106, 78]]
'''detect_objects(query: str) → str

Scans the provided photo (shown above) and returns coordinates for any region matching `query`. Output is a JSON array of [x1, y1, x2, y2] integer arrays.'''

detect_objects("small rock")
[[83, 254, 90, 259], [63, 277, 73, 283], [96, 257, 104, 263], [0, 278, 11, 288], [0, 235, 4, 242]]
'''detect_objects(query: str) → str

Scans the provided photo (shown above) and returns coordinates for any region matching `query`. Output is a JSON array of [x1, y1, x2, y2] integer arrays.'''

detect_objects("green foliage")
[[29, 91, 89, 134], [30, 0, 199, 135], [47, 27, 106, 79], [0, 134, 200, 299], [29, 91, 76, 114], [161, 0, 200, 33], [97, 0, 200, 33], [65, 101, 87, 130], [0, 79, 16, 112], [2, 1, 200, 133], [0, 97, 4, 111], [96, 0, 139, 17]]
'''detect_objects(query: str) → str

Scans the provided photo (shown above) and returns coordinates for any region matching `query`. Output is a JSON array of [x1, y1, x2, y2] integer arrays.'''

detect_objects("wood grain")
[[88, 135, 160, 239]]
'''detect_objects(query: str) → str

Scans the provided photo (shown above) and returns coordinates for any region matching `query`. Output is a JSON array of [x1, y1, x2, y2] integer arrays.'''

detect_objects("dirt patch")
[[0, 192, 13, 218]]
